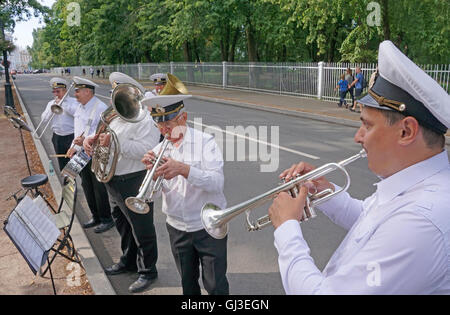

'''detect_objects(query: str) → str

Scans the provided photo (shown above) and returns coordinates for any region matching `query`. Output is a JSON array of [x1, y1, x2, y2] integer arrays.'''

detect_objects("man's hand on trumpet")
[[141, 151, 190, 180], [269, 186, 309, 229], [279, 161, 334, 195]]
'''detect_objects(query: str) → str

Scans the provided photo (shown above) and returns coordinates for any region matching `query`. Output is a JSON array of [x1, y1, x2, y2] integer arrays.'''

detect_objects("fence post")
[[222, 61, 227, 89], [138, 63, 142, 80], [170, 61, 174, 74], [317, 61, 324, 99]]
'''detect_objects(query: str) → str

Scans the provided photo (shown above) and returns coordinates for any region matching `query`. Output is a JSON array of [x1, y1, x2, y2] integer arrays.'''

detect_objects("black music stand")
[[4, 107, 32, 176], [3, 196, 61, 294]]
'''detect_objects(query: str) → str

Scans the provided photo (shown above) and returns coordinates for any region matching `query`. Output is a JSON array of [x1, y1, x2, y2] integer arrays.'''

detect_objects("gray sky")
[[12, 0, 56, 50]]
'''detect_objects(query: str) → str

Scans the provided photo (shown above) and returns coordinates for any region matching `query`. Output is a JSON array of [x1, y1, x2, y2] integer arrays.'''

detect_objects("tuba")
[[90, 106, 121, 183], [91, 80, 147, 183], [201, 150, 367, 239], [159, 73, 189, 96]]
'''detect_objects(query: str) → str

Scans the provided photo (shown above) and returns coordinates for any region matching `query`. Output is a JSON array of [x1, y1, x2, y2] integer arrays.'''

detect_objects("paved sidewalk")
[[0, 80, 93, 295]]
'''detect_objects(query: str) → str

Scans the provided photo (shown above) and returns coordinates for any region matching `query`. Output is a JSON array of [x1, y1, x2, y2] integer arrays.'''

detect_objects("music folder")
[[3, 196, 60, 275]]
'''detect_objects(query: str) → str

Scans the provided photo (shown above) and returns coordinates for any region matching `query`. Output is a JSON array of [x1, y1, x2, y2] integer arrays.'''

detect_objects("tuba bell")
[[159, 73, 189, 96], [91, 77, 148, 183], [111, 83, 147, 123]]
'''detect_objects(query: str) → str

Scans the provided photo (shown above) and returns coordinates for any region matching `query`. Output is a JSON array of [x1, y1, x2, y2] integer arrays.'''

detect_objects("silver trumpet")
[[125, 136, 171, 214], [33, 82, 74, 139], [201, 149, 367, 239]]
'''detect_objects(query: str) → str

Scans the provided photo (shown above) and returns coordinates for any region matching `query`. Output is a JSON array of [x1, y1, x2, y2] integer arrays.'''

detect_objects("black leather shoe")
[[104, 263, 137, 276], [82, 218, 100, 229], [128, 275, 157, 293], [94, 220, 115, 233]]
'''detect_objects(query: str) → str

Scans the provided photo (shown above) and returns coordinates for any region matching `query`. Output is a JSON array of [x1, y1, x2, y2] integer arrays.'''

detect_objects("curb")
[[192, 94, 362, 129], [12, 79, 116, 295]]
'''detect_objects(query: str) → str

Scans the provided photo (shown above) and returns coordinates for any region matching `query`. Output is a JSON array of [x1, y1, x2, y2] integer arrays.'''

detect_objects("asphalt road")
[[13, 74, 388, 295]]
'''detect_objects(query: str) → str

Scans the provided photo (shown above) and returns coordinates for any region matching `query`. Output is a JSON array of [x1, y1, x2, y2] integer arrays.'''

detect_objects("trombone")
[[201, 149, 367, 239], [33, 82, 74, 139]]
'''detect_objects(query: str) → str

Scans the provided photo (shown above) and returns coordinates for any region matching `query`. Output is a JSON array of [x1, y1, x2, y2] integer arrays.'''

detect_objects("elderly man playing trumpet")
[[141, 85, 230, 295]]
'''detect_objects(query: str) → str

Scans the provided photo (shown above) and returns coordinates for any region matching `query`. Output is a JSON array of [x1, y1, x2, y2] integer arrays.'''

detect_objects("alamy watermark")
[[169, 117, 280, 173], [67, 2, 81, 27], [367, 2, 381, 27]]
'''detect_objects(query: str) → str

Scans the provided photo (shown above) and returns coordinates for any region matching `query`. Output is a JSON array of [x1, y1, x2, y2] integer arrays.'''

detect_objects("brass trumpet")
[[201, 149, 367, 239], [125, 136, 171, 214]]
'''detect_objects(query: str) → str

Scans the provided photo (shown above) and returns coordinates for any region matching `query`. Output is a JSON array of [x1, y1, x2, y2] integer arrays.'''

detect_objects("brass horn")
[[33, 82, 74, 139], [159, 73, 189, 95], [90, 106, 121, 183], [201, 150, 367, 239], [125, 135, 171, 214], [111, 83, 147, 123]]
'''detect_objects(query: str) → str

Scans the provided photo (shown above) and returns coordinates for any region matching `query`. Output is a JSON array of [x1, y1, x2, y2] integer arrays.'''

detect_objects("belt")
[[111, 169, 147, 182]]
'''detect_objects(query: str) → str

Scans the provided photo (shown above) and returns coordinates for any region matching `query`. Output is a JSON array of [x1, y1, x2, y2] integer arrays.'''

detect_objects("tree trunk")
[[381, 0, 390, 40], [229, 27, 239, 62], [246, 19, 258, 62]]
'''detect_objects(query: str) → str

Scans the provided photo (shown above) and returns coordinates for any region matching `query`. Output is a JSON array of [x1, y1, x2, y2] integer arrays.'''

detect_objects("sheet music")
[[4, 196, 61, 274], [33, 195, 56, 225], [5, 212, 44, 273], [15, 196, 60, 250]]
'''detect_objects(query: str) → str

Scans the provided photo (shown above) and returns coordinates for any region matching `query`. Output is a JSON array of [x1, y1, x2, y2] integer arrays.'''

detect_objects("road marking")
[[187, 119, 320, 160], [96, 93, 320, 160]]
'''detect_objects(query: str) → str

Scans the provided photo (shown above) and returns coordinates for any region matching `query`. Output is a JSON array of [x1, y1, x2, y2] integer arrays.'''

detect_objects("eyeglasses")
[[155, 114, 183, 128]]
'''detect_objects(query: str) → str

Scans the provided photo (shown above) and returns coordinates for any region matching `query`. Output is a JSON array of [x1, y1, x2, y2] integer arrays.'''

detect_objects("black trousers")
[[51, 133, 74, 171], [79, 161, 112, 223], [106, 170, 158, 277], [166, 223, 229, 295]]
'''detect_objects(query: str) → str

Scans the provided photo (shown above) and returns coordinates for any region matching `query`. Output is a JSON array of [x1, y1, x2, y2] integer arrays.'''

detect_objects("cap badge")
[[155, 105, 165, 114]]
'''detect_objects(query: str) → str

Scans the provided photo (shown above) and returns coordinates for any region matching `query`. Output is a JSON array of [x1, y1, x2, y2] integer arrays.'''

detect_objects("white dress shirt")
[[151, 127, 226, 232], [41, 96, 79, 136], [274, 150, 450, 295], [72, 96, 108, 151], [109, 112, 160, 176]]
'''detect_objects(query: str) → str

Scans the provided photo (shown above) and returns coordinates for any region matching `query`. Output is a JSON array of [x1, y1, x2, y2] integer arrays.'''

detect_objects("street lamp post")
[[0, 17, 15, 108]]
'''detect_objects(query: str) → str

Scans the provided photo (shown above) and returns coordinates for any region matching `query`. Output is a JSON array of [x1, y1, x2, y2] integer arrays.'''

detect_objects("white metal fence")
[[53, 62, 450, 102]]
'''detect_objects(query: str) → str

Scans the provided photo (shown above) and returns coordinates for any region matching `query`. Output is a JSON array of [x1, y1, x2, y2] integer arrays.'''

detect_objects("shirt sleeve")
[[41, 101, 53, 122], [121, 119, 161, 160], [274, 210, 447, 295], [63, 98, 79, 117], [186, 135, 224, 193], [316, 183, 363, 231]]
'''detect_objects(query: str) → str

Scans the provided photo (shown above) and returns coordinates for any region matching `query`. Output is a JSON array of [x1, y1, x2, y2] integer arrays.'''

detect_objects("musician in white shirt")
[[84, 72, 161, 293], [268, 41, 450, 294], [42, 78, 78, 170], [68, 77, 114, 234], [142, 93, 229, 295]]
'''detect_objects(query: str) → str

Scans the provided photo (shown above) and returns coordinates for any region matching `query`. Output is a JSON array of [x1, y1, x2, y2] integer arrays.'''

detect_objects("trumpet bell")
[[125, 197, 150, 214], [201, 203, 228, 239], [159, 73, 189, 95], [112, 83, 146, 123]]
